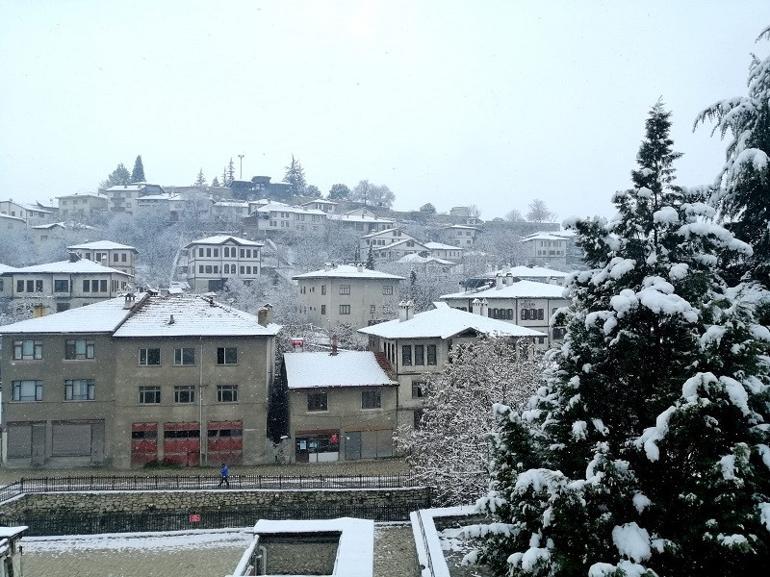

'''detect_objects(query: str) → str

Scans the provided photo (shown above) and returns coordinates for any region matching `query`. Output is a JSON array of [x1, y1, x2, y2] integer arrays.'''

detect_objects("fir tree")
[[131, 155, 145, 183], [100, 163, 131, 189], [469, 103, 770, 577], [353, 244, 361, 265], [283, 155, 307, 197], [211, 176, 220, 187], [226, 158, 235, 185], [194, 168, 207, 187], [366, 245, 375, 270], [695, 26, 770, 289], [305, 184, 322, 198]]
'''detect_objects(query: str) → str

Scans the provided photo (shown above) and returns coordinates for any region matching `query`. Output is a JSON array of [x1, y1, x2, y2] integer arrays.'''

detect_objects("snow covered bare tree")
[[526, 199, 554, 222], [467, 103, 770, 577], [396, 338, 542, 506]]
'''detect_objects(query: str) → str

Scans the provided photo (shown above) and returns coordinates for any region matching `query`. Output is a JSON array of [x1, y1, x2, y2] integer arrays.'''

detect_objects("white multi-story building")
[[0, 200, 56, 225], [521, 232, 568, 268], [56, 193, 108, 222], [423, 241, 463, 263], [0, 213, 28, 235], [329, 210, 395, 234], [488, 265, 571, 286], [439, 276, 569, 347], [67, 241, 139, 277], [104, 183, 165, 214], [183, 235, 263, 293], [251, 202, 328, 233], [441, 224, 480, 247], [300, 199, 338, 214], [292, 264, 404, 329]]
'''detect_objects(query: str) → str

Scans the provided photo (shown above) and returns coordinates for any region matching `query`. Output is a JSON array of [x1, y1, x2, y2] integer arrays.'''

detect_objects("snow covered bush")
[[396, 338, 543, 506], [467, 102, 770, 577]]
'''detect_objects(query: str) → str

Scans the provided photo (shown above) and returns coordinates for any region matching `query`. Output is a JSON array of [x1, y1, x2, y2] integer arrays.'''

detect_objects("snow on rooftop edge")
[[292, 264, 405, 280], [283, 351, 395, 389]]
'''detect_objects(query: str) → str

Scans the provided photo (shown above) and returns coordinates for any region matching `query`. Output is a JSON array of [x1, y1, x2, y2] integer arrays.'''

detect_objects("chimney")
[[472, 298, 482, 316], [405, 299, 414, 321], [257, 304, 273, 326], [398, 300, 409, 322], [495, 274, 503, 289], [323, 262, 332, 271], [168, 314, 175, 325], [357, 263, 364, 273], [123, 292, 136, 310], [480, 298, 489, 317], [330, 335, 339, 355]]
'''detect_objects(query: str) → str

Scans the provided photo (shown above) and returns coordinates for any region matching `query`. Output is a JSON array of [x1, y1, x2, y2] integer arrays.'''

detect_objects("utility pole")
[[237, 154, 245, 180]]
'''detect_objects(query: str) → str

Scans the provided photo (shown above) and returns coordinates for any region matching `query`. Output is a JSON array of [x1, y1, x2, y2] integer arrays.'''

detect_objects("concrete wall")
[[297, 277, 400, 330]]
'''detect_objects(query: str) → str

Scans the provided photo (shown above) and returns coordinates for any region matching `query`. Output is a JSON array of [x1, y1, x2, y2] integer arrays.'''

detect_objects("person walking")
[[218, 463, 230, 488]]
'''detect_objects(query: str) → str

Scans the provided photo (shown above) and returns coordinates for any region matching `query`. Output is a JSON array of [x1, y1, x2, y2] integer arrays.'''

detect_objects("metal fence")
[[4, 502, 424, 536], [0, 472, 419, 502]]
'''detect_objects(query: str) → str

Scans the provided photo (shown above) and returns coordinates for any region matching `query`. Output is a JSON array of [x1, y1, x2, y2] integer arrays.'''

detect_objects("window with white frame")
[[12, 380, 43, 401], [13, 340, 42, 360], [65, 379, 95, 401]]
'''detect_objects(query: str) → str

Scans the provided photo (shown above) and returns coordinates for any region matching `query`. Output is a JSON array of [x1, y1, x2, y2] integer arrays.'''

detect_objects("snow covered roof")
[[57, 192, 107, 200], [361, 227, 403, 239], [301, 198, 338, 205], [441, 279, 567, 300], [255, 202, 326, 215], [213, 200, 249, 207], [185, 235, 263, 248], [0, 263, 18, 274], [284, 351, 395, 389], [424, 241, 462, 250], [113, 295, 281, 338], [359, 306, 545, 340], [396, 254, 454, 265], [0, 295, 142, 334], [330, 213, 395, 224], [8, 259, 132, 276], [293, 265, 405, 281], [523, 232, 567, 242], [68, 240, 137, 251], [444, 224, 480, 231], [31, 221, 98, 231], [494, 265, 570, 279], [137, 193, 181, 201], [0, 213, 26, 224], [377, 238, 429, 251]]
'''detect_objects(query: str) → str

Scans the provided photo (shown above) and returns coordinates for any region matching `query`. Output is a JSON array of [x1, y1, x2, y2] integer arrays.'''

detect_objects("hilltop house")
[[182, 235, 263, 293], [68, 241, 138, 277]]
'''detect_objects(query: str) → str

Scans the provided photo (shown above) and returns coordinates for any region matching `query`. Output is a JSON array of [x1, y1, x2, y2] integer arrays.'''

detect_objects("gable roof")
[[0, 213, 26, 224], [396, 254, 454, 266], [7, 259, 132, 276], [301, 198, 338, 206], [284, 351, 395, 389], [376, 238, 430, 251], [523, 233, 567, 242], [441, 279, 567, 300], [493, 265, 570, 279], [424, 241, 462, 251], [358, 306, 545, 340], [68, 240, 138, 252], [361, 227, 404, 239], [185, 235, 263, 248], [292, 265, 404, 281]]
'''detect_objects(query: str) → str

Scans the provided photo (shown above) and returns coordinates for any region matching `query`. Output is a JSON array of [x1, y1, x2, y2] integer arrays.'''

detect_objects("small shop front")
[[294, 430, 340, 463]]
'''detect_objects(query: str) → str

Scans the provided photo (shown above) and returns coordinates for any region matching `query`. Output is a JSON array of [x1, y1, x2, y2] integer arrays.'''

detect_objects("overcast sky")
[[1, 0, 769, 221]]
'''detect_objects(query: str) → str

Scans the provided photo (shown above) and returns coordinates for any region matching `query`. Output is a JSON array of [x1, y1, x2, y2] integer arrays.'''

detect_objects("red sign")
[[189, 514, 201, 523]]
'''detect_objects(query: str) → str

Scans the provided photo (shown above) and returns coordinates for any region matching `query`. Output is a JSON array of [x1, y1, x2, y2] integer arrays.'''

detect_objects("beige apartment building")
[[0, 293, 280, 469], [183, 235, 263, 293], [441, 224, 480, 247], [300, 199, 338, 213], [329, 210, 395, 234], [56, 193, 108, 222], [283, 350, 397, 463], [292, 265, 404, 329], [1, 257, 133, 314], [68, 241, 138, 277], [359, 302, 544, 428], [423, 241, 463, 263], [104, 183, 165, 214], [439, 277, 569, 346], [521, 232, 568, 268], [0, 200, 56, 225], [251, 202, 328, 233]]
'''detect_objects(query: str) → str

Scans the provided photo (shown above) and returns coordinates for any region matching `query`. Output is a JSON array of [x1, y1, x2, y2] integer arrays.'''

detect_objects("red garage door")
[[208, 421, 243, 465], [131, 423, 158, 466], [163, 422, 200, 466]]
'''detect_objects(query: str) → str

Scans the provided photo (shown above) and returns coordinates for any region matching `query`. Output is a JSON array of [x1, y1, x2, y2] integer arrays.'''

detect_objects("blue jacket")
[[220, 465, 229, 477]]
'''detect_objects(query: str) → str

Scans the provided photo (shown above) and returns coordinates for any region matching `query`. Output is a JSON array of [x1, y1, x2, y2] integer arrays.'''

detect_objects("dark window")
[[321, 304, 326, 315], [16, 280, 23, 292], [54, 279, 69, 292], [139, 348, 161, 366], [427, 344, 437, 365], [26, 280, 34, 292], [12, 380, 43, 401], [121, 253, 127, 262], [217, 347, 237, 365], [65, 339, 94, 360], [174, 347, 195, 366], [174, 385, 195, 403], [99, 279, 107, 292], [339, 284, 351, 295], [131, 429, 157, 440], [537, 308, 545, 320], [13, 339, 42, 360], [362, 390, 382, 409], [321, 284, 326, 295], [83, 279, 91, 292], [307, 392, 328, 411], [339, 304, 351, 315], [65, 379, 95, 401], [413, 409, 424, 429], [412, 381, 426, 398], [521, 309, 529, 320], [199, 265, 204, 273], [217, 384, 239, 402], [402, 345, 412, 366], [164, 428, 200, 438], [138, 386, 161, 404], [414, 345, 425, 365]]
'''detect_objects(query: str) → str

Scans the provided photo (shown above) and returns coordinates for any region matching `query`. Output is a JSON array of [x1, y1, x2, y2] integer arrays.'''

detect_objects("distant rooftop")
[[361, 227, 404, 239], [293, 264, 405, 281], [6, 259, 132, 276], [441, 279, 567, 300], [68, 240, 138, 252], [0, 213, 26, 224], [185, 235, 263, 248], [492, 265, 570, 279], [284, 351, 395, 389], [359, 305, 545, 340], [396, 254, 454, 265], [424, 241, 462, 250], [301, 198, 338, 205]]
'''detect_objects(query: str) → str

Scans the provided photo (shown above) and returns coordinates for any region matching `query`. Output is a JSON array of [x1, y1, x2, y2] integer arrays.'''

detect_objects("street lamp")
[[237, 154, 245, 180]]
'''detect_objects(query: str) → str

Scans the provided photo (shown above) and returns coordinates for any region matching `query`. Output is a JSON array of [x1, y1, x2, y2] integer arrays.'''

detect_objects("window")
[[65, 379, 95, 401], [339, 304, 351, 315], [427, 344, 437, 365], [83, 279, 91, 292], [121, 253, 127, 262], [217, 384, 239, 402], [139, 348, 161, 366], [321, 304, 326, 315], [26, 280, 34, 292], [552, 327, 567, 339], [362, 390, 382, 409], [217, 347, 238, 365], [414, 344, 425, 365], [205, 265, 212, 274], [35, 280, 43, 292], [537, 308, 545, 320], [370, 304, 376, 316], [521, 309, 529, 320], [174, 347, 195, 366], [138, 386, 161, 404], [321, 284, 326, 295], [199, 265, 204, 273], [307, 391, 328, 411], [412, 381, 426, 398], [54, 279, 69, 292], [383, 285, 393, 295], [174, 385, 195, 403], [65, 339, 95, 360], [402, 345, 412, 366], [213, 248, 219, 257], [113, 253, 119, 261], [13, 339, 42, 360], [12, 380, 43, 402], [16, 279, 23, 292], [339, 284, 351, 295], [199, 248, 205, 257], [206, 248, 211, 257]]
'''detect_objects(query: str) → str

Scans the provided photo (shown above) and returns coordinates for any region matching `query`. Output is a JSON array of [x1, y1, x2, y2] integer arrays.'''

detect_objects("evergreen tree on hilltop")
[[366, 245, 375, 270], [194, 168, 207, 187], [469, 103, 770, 577], [100, 163, 131, 189], [283, 155, 307, 197], [211, 176, 220, 187], [695, 26, 770, 289], [131, 155, 145, 183], [226, 158, 236, 185], [328, 183, 351, 200]]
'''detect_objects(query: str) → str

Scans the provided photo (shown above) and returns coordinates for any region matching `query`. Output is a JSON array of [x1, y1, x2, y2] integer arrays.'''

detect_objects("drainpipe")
[[199, 337, 205, 466]]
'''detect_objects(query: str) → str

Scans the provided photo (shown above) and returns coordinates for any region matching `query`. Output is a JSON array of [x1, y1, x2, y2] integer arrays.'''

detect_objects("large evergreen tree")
[[695, 26, 770, 290], [283, 155, 307, 197], [194, 168, 207, 187], [100, 163, 131, 189], [469, 103, 770, 577], [328, 183, 351, 200], [131, 155, 145, 183]]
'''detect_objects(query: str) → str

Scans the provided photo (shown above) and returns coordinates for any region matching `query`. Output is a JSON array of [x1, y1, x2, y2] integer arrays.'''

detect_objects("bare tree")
[[526, 198, 555, 222], [395, 338, 543, 505], [505, 208, 525, 222]]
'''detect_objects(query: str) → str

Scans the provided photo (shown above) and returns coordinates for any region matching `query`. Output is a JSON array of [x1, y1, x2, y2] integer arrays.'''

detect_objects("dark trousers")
[[218, 475, 229, 488]]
